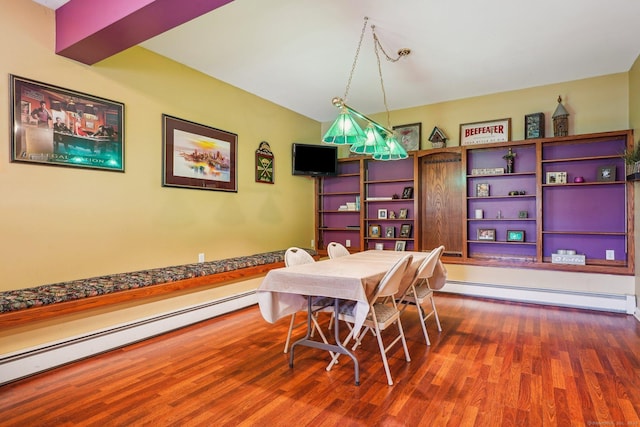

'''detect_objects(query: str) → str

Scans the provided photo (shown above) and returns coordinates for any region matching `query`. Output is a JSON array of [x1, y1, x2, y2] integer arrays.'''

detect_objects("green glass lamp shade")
[[372, 133, 408, 161], [351, 124, 384, 154], [322, 109, 367, 145]]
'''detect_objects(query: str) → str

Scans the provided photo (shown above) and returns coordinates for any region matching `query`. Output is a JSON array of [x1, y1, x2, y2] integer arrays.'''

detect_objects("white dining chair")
[[327, 241, 350, 259], [282, 247, 331, 354], [326, 254, 413, 386], [397, 245, 445, 346]]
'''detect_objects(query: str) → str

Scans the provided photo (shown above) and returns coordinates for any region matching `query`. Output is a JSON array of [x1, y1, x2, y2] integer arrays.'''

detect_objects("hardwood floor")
[[1, 294, 639, 426]]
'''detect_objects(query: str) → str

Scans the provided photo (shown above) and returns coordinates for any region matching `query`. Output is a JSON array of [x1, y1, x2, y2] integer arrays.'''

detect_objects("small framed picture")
[[378, 209, 388, 219], [597, 165, 616, 182], [524, 112, 545, 139], [369, 224, 381, 238], [400, 223, 412, 238], [394, 241, 406, 251], [401, 187, 414, 199], [518, 210, 528, 218], [392, 122, 421, 152], [476, 183, 490, 197], [399, 208, 408, 219], [477, 228, 496, 241], [546, 171, 567, 184], [375, 243, 385, 250], [385, 226, 395, 238], [507, 230, 525, 242]]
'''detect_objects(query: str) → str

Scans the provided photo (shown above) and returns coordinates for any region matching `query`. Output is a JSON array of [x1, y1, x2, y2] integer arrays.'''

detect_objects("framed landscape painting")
[[162, 114, 238, 192], [10, 75, 124, 171]]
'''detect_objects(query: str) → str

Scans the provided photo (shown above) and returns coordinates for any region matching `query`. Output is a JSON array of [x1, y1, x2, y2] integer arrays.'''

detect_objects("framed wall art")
[[597, 165, 616, 182], [401, 186, 414, 199], [10, 75, 124, 171], [477, 228, 496, 241], [460, 118, 511, 146], [546, 171, 567, 184], [385, 226, 395, 238], [378, 209, 388, 219], [400, 224, 412, 238], [162, 114, 238, 192], [255, 141, 274, 184], [392, 122, 421, 152], [476, 183, 490, 197], [524, 112, 545, 139], [507, 230, 525, 242]]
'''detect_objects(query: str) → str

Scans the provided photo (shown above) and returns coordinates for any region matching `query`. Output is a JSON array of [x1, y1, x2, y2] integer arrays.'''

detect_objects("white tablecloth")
[[257, 250, 433, 334]]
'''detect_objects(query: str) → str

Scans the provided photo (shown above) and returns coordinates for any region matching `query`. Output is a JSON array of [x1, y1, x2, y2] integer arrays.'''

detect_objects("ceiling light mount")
[[322, 17, 411, 161]]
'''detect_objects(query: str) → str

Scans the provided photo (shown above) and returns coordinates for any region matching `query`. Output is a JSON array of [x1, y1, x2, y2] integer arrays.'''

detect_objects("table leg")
[[289, 298, 360, 386]]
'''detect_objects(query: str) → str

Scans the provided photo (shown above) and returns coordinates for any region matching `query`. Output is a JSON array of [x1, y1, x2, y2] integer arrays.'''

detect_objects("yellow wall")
[[350, 73, 629, 150], [0, 1, 319, 352], [1, 1, 319, 291]]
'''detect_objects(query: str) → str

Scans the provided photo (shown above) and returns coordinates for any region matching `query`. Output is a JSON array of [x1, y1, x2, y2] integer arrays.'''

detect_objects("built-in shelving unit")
[[465, 142, 538, 263], [363, 157, 415, 251], [314, 130, 634, 274], [315, 158, 362, 253], [540, 132, 630, 272]]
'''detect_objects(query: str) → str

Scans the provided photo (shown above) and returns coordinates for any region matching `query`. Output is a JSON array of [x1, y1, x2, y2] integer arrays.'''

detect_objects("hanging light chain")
[[372, 25, 411, 63], [343, 17, 370, 102], [371, 25, 392, 131]]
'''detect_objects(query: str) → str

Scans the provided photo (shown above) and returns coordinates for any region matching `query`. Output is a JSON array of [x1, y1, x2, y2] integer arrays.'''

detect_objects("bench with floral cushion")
[[0, 249, 316, 327]]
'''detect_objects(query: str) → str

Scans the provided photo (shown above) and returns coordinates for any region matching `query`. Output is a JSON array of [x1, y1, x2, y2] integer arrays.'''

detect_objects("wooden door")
[[419, 150, 463, 256]]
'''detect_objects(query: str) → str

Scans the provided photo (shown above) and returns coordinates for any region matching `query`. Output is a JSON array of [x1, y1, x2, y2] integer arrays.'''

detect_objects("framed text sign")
[[460, 118, 511, 146]]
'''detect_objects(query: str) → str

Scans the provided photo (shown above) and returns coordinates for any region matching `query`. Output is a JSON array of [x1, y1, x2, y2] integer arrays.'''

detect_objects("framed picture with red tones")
[[10, 74, 124, 171]]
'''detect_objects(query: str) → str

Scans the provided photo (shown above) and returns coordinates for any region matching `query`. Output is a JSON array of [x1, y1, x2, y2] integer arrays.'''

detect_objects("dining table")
[[257, 249, 438, 385]]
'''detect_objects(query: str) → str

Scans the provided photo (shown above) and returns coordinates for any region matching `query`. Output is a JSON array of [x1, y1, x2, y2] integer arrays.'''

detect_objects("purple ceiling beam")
[[55, 0, 234, 65]]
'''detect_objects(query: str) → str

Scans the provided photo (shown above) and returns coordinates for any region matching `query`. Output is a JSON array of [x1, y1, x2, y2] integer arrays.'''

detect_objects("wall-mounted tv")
[[292, 143, 338, 176]]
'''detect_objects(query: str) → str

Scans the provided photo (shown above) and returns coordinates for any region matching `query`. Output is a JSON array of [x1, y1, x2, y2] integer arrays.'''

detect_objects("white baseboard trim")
[[2, 284, 637, 385], [0, 291, 258, 386], [440, 281, 636, 315]]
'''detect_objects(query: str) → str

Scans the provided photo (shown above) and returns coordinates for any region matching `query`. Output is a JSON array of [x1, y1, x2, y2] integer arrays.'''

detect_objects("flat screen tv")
[[292, 143, 338, 176]]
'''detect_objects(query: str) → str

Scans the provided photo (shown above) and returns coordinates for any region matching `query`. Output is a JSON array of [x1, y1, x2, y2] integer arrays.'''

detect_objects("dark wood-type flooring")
[[1, 294, 639, 426]]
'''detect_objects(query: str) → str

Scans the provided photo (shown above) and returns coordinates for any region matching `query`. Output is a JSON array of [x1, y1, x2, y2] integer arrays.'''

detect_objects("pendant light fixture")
[[322, 17, 411, 161]]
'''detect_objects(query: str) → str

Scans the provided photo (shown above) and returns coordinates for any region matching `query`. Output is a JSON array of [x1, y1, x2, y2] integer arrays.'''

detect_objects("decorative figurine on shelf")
[[552, 95, 569, 137], [502, 147, 516, 173]]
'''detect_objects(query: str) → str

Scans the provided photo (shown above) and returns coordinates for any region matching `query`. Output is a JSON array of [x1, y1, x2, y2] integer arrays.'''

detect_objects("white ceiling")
[[34, 0, 640, 122]]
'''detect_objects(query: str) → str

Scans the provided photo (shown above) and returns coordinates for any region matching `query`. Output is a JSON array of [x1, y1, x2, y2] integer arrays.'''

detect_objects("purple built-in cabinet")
[[541, 134, 628, 265], [464, 130, 633, 273], [466, 143, 537, 261], [316, 159, 362, 252], [363, 157, 415, 251]]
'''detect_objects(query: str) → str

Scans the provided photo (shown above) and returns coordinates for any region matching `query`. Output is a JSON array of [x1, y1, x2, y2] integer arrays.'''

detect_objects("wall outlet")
[[606, 250, 615, 260], [346, 239, 351, 247], [311, 239, 315, 248], [198, 253, 205, 263]]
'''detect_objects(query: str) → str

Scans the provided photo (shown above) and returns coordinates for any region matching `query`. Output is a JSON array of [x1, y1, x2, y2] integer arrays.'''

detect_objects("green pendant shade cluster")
[[321, 17, 410, 161], [322, 99, 408, 161]]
